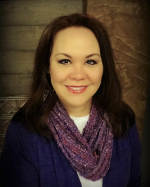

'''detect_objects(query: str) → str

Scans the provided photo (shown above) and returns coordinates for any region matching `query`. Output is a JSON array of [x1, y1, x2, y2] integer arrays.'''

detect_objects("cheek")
[[50, 66, 68, 84], [91, 68, 103, 84]]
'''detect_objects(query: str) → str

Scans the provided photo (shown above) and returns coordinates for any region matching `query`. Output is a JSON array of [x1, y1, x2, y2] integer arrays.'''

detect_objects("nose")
[[69, 64, 86, 80]]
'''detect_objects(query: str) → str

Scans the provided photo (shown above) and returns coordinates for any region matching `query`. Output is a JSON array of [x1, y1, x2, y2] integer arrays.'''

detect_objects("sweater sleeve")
[[0, 122, 40, 187], [127, 124, 141, 187]]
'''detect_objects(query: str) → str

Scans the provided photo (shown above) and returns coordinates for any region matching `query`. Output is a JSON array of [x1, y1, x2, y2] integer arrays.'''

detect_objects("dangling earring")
[[44, 73, 56, 101], [43, 88, 56, 101], [43, 90, 50, 101]]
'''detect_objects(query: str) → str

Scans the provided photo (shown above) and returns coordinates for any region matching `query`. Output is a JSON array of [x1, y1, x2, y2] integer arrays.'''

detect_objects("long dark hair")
[[15, 13, 135, 138]]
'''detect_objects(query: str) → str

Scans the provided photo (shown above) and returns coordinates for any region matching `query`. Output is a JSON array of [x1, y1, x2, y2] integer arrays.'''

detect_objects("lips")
[[66, 86, 88, 94]]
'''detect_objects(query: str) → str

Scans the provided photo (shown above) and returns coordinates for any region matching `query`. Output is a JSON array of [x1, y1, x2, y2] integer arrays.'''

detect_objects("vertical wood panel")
[[0, 51, 34, 74], [0, 26, 45, 50], [0, 74, 32, 96]]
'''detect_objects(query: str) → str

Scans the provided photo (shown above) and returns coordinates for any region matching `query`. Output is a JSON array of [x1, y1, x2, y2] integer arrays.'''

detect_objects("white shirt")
[[70, 115, 103, 187]]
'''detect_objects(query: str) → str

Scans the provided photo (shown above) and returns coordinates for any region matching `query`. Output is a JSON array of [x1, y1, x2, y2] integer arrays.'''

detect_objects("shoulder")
[[1, 111, 54, 172], [111, 123, 141, 171], [7, 108, 45, 142], [4, 110, 52, 159], [0, 113, 56, 187], [3, 119, 38, 165], [115, 123, 140, 142], [125, 124, 141, 144], [127, 124, 141, 154], [113, 123, 141, 155], [6, 110, 37, 144], [5, 108, 56, 152]]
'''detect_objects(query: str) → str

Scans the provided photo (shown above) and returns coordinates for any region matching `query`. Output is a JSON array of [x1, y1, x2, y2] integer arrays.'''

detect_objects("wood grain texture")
[[0, 51, 34, 74], [0, 26, 45, 50], [0, 0, 82, 26], [0, 74, 32, 96]]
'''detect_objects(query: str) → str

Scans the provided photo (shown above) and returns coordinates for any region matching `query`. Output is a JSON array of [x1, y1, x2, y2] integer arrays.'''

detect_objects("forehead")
[[52, 26, 100, 54]]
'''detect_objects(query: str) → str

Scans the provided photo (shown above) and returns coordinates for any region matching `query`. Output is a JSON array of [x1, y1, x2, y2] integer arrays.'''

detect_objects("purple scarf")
[[47, 101, 113, 181]]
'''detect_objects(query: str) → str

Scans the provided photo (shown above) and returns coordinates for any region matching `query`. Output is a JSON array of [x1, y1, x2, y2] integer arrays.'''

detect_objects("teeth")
[[68, 87, 85, 90]]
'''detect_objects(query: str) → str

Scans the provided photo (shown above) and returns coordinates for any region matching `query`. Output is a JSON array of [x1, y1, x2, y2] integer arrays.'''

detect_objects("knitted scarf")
[[47, 101, 113, 181]]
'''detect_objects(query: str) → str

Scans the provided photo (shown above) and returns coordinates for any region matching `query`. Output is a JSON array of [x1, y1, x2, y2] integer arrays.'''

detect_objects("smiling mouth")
[[67, 86, 86, 90], [66, 86, 88, 94]]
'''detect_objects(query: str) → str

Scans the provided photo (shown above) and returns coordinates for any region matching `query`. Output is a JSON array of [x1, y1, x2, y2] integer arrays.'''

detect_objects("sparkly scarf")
[[47, 101, 113, 181]]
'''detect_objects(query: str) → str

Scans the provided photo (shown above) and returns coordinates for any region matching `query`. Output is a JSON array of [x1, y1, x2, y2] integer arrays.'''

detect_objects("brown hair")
[[16, 13, 135, 138]]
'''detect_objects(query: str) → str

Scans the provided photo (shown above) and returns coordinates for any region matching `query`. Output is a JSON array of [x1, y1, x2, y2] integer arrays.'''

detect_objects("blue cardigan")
[[0, 120, 141, 187]]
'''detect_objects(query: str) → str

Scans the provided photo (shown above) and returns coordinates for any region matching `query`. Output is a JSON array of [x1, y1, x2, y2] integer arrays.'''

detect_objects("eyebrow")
[[55, 53, 101, 58]]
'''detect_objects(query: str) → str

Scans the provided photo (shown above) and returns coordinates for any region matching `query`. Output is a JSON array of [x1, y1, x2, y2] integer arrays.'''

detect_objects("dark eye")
[[58, 59, 70, 64], [86, 60, 97, 65]]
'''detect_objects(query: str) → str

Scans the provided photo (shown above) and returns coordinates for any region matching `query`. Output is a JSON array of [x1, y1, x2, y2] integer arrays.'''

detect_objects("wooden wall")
[[0, 0, 83, 96], [0, 0, 83, 155]]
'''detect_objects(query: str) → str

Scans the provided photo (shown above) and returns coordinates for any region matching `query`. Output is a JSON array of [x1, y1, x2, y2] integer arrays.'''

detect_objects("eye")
[[86, 60, 97, 65], [58, 59, 70, 64]]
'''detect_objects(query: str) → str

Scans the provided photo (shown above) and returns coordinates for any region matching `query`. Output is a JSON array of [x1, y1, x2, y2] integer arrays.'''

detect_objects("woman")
[[0, 13, 141, 187]]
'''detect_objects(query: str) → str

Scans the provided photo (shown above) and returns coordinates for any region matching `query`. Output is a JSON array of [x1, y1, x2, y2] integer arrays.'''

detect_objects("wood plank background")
[[0, 26, 45, 50], [0, 0, 82, 26], [0, 74, 32, 96], [0, 0, 83, 96], [0, 51, 34, 74]]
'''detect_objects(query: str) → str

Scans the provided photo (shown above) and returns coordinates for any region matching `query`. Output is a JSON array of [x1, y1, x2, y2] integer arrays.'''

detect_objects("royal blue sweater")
[[0, 120, 141, 187]]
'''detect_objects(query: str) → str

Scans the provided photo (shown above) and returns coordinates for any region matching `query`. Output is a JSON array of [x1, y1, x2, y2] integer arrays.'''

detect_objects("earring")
[[43, 90, 51, 101]]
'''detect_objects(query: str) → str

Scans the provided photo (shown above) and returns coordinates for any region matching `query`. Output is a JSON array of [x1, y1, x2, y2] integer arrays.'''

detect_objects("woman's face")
[[49, 26, 103, 115]]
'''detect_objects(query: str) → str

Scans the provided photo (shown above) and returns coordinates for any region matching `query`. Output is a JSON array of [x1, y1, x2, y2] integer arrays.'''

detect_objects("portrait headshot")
[[0, 1, 150, 187]]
